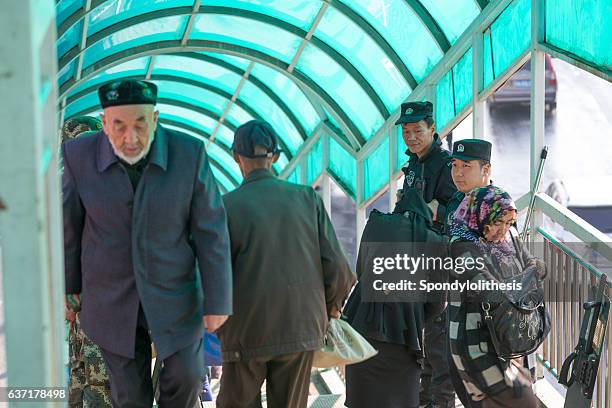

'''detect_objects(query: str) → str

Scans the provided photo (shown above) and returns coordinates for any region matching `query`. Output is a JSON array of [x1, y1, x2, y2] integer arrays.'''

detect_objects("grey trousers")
[[100, 326, 204, 408], [217, 351, 314, 408]]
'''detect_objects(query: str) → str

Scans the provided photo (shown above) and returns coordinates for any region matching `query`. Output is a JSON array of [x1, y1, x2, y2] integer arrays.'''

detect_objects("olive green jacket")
[[219, 169, 356, 362]]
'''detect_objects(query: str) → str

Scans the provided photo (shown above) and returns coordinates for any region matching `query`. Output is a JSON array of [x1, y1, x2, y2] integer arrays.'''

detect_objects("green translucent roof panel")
[[306, 138, 324, 185], [483, 0, 531, 88], [227, 105, 256, 128], [82, 15, 187, 69], [288, 164, 302, 184], [58, 59, 76, 87], [57, 20, 82, 58], [191, 14, 302, 64], [57, 0, 84, 26], [328, 137, 356, 197], [436, 69, 454, 131], [153, 80, 230, 118], [347, 0, 443, 82], [204, 0, 321, 31], [210, 166, 236, 193], [152, 55, 243, 95], [67, 57, 149, 97], [157, 103, 234, 147], [419, 0, 480, 45], [545, 0, 612, 71], [297, 43, 384, 140], [65, 92, 100, 118], [87, 0, 194, 37], [249, 64, 320, 134], [198, 52, 252, 71], [315, 6, 410, 111], [202, 142, 242, 181], [238, 81, 303, 154], [453, 47, 473, 114], [363, 137, 389, 203], [436, 47, 473, 131]]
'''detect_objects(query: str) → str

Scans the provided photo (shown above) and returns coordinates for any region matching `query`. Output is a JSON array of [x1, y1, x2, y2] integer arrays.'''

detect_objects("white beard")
[[110, 134, 155, 165]]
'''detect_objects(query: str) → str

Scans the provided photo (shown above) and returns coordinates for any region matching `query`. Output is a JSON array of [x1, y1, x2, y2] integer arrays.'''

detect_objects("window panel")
[[395, 127, 408, 172], [65, 92, 100, 118], [153, 80, 229, 117], [87, 0, 194, 36], [363, 137, 389, 202], [202, 0, 321, 31], [329, 137, 356, 196], [203, 142, 242, 181], [83, 16, 186, 69], [315, 6, 410, 111], [250, 64, 320, 134], [57, 20, 82, 58], [58, 59, 76, 87], [419, 0, 479, 44], [483, 0, 531, 88], [307, 138, 324, 185], [347, 0, 443, 82], [227, 104, 256, 128], [546, 0, 612, 70], [57, 0, 84, 27], [435, 69, 454, 131], [198, 52, 252, 71], [152, 55, 243, 95], [452, 48, 473, 114], [238, 81, 303, 154], [67, 57, 149, 97], [288, 164, 302, 184], [211, 166, 237, 193], [297, 43, 384, 140], [191, 14, 302, 64]]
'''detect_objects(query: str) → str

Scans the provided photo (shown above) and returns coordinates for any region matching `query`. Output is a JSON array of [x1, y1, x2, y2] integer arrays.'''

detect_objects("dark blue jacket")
[[62, 125, 232, 359]]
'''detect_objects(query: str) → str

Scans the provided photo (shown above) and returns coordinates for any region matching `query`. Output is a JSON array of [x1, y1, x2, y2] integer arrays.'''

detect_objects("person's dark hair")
[[477, 159, 491, 167]]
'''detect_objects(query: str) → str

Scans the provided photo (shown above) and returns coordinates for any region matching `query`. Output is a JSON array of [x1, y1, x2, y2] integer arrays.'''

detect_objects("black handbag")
[[480, 234, 551, 360]]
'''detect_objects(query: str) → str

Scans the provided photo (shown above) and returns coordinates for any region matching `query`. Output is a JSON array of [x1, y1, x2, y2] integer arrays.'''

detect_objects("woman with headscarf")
[[447, 185, 545, 408]]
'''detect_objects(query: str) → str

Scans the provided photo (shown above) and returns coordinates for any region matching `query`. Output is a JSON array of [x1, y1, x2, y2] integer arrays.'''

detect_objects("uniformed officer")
[[446, 139, 493, 230], [446, 139, 492, 408], [395, 101, 457, 408]]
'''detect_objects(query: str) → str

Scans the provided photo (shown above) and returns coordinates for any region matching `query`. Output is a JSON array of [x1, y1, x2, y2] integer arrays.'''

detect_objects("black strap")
[[559, 351, 578, 386]]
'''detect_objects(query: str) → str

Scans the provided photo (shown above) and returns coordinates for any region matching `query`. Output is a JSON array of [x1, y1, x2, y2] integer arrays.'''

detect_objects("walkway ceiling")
[[56, 0, 488, 191]]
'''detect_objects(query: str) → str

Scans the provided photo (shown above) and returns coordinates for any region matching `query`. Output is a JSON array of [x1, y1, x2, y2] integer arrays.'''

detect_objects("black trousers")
[[345, 339, 421, 408], [420, 311, 455, 407], [217, 351, 314, 408], [100, 325, 204, 408]]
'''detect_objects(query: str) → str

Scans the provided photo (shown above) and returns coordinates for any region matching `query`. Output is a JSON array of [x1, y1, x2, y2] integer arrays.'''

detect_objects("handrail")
[[537, 227, 603, 278]]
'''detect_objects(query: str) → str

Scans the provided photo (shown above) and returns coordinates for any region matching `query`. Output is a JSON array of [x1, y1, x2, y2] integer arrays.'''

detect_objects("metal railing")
[[536, 228, 611, 408]]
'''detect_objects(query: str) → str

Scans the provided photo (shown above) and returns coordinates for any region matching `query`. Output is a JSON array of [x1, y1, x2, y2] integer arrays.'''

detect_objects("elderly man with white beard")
[[62, 80, 232, 407]]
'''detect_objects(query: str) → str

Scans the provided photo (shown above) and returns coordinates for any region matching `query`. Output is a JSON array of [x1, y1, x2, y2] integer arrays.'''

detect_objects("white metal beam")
[[145, 55, 155, 79], [209, 61, 254, 145], [388, 128, 398, 212], [355, 158, 366, 254], [288, 2, 328, 73], [75, 0, 92, 81], [181, 0, 201, 47], [472, 30, 485, 139]]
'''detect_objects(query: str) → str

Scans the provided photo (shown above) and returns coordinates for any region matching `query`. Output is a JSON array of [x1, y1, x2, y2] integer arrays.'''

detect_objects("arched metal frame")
[[55, 0, 491, 189], [64, 71, 297, 160]]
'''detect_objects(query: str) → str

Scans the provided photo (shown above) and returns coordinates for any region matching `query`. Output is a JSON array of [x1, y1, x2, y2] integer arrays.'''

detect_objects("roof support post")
[[321, 133, 332, 215], [355, 158, 366, 254], [388, 127, 398, 212], [75, 0, 92, 81], [472, 30, 486, 139]]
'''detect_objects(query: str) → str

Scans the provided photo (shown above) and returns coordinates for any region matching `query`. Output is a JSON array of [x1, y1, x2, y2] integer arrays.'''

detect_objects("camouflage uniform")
[[62, 116, 111, 408]]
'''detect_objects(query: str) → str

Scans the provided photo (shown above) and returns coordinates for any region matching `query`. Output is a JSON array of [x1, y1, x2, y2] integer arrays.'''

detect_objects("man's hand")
[[328, 306, 342, 319], [427, 199, 439, 221], [204, 315, 229, 333]]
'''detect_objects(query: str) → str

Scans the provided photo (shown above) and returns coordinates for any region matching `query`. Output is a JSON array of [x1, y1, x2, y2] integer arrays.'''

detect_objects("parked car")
[[489, 54, 558, 114]]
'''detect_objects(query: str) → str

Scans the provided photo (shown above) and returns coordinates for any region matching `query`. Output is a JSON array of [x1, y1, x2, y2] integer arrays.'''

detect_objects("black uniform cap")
[[395, 101, 433, 125], [98, 80, 157, 108], [450, 139, 492, 162], [232, 120, 281, 158]]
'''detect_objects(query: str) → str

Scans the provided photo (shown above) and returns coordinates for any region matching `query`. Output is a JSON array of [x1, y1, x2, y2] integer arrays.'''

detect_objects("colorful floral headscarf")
[[450, 185, 517, 259]]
